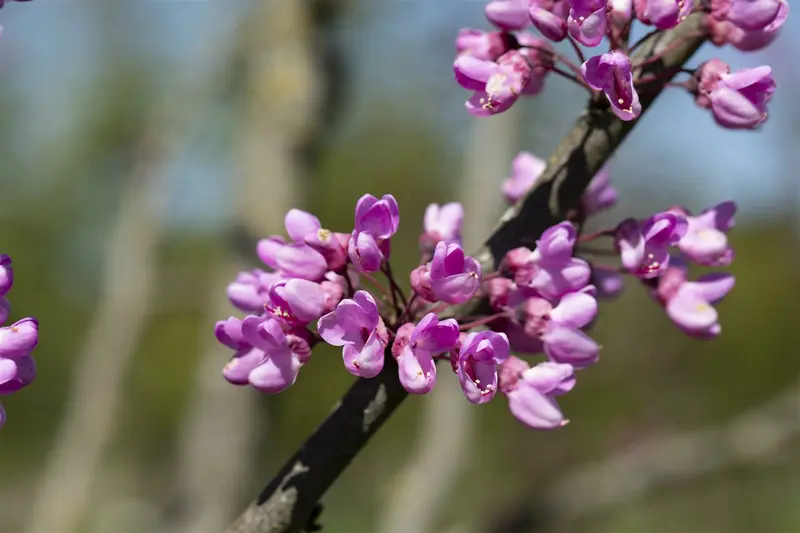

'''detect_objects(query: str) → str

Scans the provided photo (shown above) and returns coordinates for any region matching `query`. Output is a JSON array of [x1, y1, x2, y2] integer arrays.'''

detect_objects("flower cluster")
[[453, 0, 786, 128], [0, 255, 39, 430]]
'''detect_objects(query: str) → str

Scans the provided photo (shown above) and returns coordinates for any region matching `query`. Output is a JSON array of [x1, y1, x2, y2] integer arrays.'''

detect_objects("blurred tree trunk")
[[377, 111, 518, 533], [166, 2, 344, 532]]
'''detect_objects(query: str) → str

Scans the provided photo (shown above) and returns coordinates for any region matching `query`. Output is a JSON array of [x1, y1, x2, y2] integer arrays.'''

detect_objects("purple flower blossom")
[[305, 229, 350, 272], [255, 209, 328, 281], [318, 290, 390, 378], [513, 222, 592, 299], [485, 0, 532, 30], [703, 64, 776, 130], [615, 212, 687, 279], [529, 0, 570, 42], [226, 269, 280, 313], [420, 202, 464, 253], [591, 268, 625, 299], [654, 266, 735, 338], [502, 151, 546, 204], [672, 202, 736, 266], [456, 29, 514, 61], [712, 0, 784, 31], [455, 330, 509, 404], [710, 1, 788, 51], [581, 165, 618, 215], [567, 0, 608, 47], [515, 33, 554, 96], [499, 357, 574, 429], [0, 255, 12, 296], [0, 354, 35, 395], [355, 193, 400, 240], [634, 0, 694, 29], [581, 51, 642, 121], [0, 317, 39, 359], [427, 242, 482, 304], [392, 314, 460, 394], [348, 230, 385, 273], [222, 316, 311, 393], [523, 292, 600, 368], [457, 50, 532, 117], [215, 316, 249, 350], [267, 279, 326, 326], [609, 0, 634, 27]]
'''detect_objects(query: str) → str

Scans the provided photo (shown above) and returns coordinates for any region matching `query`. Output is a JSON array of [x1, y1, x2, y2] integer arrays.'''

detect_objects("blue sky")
[[2, 0, 797, 227]]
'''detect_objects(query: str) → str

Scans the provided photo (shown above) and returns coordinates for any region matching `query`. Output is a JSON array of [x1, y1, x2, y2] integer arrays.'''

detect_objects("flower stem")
[[458, 312, 510, 331], [568, 36, 586, 65], [382, 262, 408, 308], [578, 229, 615, 243], [359, 271, 393, 301]]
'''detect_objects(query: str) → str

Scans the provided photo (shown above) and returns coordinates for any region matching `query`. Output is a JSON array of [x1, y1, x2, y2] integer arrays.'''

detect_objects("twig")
[[222, 14, 710, 533]]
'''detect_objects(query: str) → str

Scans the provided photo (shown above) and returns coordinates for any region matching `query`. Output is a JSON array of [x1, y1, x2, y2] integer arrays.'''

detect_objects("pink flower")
[[266, 279, 327, 326], [615, 212, 687, 279], [456, 29, 514, 61], [318, 290, 389, 378], [654, 266, 735, 338], [568, 0, 608, 47], [427, 242, 482, 304], [456, 50, 532, 117], [499, 357, 574, 429], [710, 66, 775, 130], [673, 202, 736, 266], [222, 316, 312, 393], [255, 209, 328, 281], [634, 0, 694, 29], [455, 330, 510, 404], [485, 0, 532, 30], [226, 269, 282, 313], [529, 0, 570, 42], [581, 51, 642, 121], [710, 1, 788, 51], [420, 202, 464, 253], [392, 314, 460, 394], [0, 255, 12, 296]]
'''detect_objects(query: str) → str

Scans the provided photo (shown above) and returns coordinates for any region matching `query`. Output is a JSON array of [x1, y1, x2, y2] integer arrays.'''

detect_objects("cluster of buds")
[[0, 255, 39, 430], [215, 171, 736, 430], [453, 0, 786, 129]]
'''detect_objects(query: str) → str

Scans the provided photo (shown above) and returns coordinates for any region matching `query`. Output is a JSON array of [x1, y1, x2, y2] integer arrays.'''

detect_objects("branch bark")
[[223, 14, 709, 533]]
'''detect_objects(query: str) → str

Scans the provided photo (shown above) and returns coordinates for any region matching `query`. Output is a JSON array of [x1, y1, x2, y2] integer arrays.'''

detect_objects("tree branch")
[[223, 14, 709, 533]]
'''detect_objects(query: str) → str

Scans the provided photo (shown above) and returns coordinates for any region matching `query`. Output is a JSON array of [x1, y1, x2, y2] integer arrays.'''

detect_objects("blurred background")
[[1, 1, 798, 533]]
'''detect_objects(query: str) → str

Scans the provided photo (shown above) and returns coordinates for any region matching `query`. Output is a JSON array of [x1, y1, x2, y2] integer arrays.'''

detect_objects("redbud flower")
[[523, 292, 600, 367], [256, 209, 328, 281], [318, 290, 389, 378], [460, 51, 532, 117], [0, 354, 35, 395], [568, 0, 608, 47], [421, 202, 464, 252], [609, 0, 634, 27], [713, 0, 784, 31], [227, 269, 280, 313], [0, 317, 39, 359], [320, 272, 348, 313], [615, 212, 687, 279], [633, 0, 694, 29], [499, 357, 574, 429], [393, 313, 460, 394], [655, 267, 734, 338], [710, 1, 788, 51], [515, 33, 555, 96], [305, 229, 349, 272], [456, 29, 513, 61], [348, 230, 385, 273], [581, 164, 617, 214], [267, 279, 326, 326], [0, 255, 12, 296], [355, 193, 400, 240], [502, 151, 546, 204], [517, 222, 592, 299], [485, 0, 532, 30], [582, 51, 642, 121], [709, 66, 775, 130], [591, 268, 624, 299], [529, 0, 570, 42], [223, 316, 311, 393], [215, 316, 249, 350], [428, 242, 482, 304], [455, 330, 510, 404], [673, 201, 736, 266]]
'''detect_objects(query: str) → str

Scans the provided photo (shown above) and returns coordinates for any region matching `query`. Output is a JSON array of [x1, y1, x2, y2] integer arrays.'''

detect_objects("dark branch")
[[223, 14, 708, 533]]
